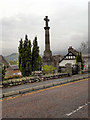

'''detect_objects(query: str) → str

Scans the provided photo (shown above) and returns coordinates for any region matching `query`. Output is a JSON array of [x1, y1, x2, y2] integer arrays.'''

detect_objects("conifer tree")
[[32, 37, 42, 71], [76, 52, 83, 70], [25, 40, 32, 76], [18, 38, 23, 68], [80, 52, 83, 70], [19, 36, 27, 76], [18, 35, 42, 76], [18, 35, 32, 76], [37, 56, 42, 71]]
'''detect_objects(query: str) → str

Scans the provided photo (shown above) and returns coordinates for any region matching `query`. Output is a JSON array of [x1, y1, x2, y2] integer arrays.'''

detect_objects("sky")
[[0, 0, 89, 56]]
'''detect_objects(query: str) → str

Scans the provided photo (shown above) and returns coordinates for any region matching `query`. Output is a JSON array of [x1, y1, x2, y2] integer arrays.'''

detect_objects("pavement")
[[2, 73, 88, 94], [1, 78, 88, 118]]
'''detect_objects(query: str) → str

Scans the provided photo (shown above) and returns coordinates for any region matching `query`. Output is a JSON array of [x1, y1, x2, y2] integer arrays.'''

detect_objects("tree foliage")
[[9, 60, 18, 65], [18, 35, 42, 76], [42, 65, 55, 74], [79, 41, 88, 53], [76, 52, 84, 70], [0, 63, 6, 81], [32, 37, 42, 71], [18, 38, 23, 68], [9, 60, 13, 65], [18, 35, 32, 76], [13, 60, 18, 65], [2, 66, 6, 80]]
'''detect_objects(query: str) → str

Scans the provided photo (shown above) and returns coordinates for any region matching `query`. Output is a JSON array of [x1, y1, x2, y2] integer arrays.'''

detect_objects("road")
[[2, 73, 88, 93], [2, 78, 88, 118]]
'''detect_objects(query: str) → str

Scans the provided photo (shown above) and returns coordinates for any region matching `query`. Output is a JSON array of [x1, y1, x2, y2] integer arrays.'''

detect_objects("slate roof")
[[0, 55, 10, 67], [68, 46, 78, 56], [10, 65, 19, 70]]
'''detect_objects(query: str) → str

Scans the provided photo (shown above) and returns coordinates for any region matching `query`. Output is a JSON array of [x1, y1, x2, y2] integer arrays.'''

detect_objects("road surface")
[[2, 78, 88, 118]]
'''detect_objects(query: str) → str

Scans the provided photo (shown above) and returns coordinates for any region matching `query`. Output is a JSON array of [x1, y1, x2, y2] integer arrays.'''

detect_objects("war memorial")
[[42, 16, 83, 74], [42, 16, 59, 72]]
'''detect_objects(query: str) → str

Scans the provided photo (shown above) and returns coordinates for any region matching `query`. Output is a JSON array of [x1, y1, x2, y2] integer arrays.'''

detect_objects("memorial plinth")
[[42, 16, 59, 72]]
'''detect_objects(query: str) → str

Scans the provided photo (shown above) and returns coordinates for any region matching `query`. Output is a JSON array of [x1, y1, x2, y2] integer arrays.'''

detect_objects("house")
[[5, 65, 21, 77], [0, 55, 12, 77], [0, 55, 21, 78], [58, 46, 78, 72]]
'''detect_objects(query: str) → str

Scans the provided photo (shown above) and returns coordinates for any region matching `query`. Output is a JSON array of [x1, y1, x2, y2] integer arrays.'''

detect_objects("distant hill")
[[4, 50, 66, 63], [4, 53, 19, 63]]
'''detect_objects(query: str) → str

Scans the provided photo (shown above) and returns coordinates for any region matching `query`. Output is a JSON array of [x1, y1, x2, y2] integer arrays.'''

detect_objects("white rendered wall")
[[59, 59, 76, 66]]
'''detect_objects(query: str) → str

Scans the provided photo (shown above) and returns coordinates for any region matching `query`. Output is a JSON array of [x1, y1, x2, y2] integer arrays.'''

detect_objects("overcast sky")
[[0, 0, 89, 56]]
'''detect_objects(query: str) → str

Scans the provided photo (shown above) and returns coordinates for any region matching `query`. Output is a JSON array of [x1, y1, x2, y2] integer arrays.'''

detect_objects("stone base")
[[44, 50, 52, 58], [42, 55, 59, 73], [42, 56, 53, 66]]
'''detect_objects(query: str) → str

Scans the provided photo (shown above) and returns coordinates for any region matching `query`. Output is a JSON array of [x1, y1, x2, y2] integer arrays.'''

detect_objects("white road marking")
[[66, 102, 90, 116]]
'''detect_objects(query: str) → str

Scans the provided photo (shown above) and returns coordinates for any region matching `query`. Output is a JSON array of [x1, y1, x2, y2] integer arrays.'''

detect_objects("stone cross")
[[43, 16, 52, 58], [44, 16, 49, 27]]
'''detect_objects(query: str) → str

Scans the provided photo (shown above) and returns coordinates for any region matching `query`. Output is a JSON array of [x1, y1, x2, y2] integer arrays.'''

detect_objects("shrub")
[[42, 65, 55, 74]]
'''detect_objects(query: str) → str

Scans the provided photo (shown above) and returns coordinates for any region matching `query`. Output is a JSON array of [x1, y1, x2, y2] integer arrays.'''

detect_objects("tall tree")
[[18, 35, 32, 76], [76, 52, 84, 70], [25, 40, 32, 76], [79, 41, 88, 53], [37, 56, 42, 71], [18, 35, 42, 76], [32, 37, 42, 71], [80, 52, 84, 70], [18, 38, 23, 68]]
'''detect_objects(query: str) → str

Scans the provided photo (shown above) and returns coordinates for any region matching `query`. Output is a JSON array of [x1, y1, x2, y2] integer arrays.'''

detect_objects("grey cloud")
[[1, 0, 88, 56]]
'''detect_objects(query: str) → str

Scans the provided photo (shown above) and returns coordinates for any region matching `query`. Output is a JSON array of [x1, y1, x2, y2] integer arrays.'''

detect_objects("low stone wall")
[[1, 74, 88, 98], [1, 71, 88, 88], [1, 73, 68, 88]]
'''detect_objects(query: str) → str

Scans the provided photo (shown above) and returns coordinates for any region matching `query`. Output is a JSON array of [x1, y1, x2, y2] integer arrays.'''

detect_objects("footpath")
[[0, 73, 88, 99]]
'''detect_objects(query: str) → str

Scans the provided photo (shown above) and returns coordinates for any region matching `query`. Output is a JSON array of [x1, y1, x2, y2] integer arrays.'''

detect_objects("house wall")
[[5, 68, 13, 78], [12, 70, 21, 76], [5, 68, 21, 78], [59, 59, 76, 67]]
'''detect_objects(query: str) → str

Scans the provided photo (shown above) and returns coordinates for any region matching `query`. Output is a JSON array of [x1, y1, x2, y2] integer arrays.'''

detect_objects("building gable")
[[0, 55, 10, 68], [64, 51, 76, 60], [59, 51, 76, 63]]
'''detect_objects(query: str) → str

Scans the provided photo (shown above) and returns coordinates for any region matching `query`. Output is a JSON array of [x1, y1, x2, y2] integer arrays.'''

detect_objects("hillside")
[[4, 53, 19, 63]]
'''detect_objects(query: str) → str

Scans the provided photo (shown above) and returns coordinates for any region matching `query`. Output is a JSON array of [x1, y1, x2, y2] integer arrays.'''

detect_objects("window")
[[69, 53, 72, 55], [69, 56, 71, 59], [66, 56, 68, 59]]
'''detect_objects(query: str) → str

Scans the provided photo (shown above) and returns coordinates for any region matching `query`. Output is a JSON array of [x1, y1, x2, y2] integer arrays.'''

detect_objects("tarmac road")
[[2, 78, 88, 118], [2, 73, 88, 94]]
